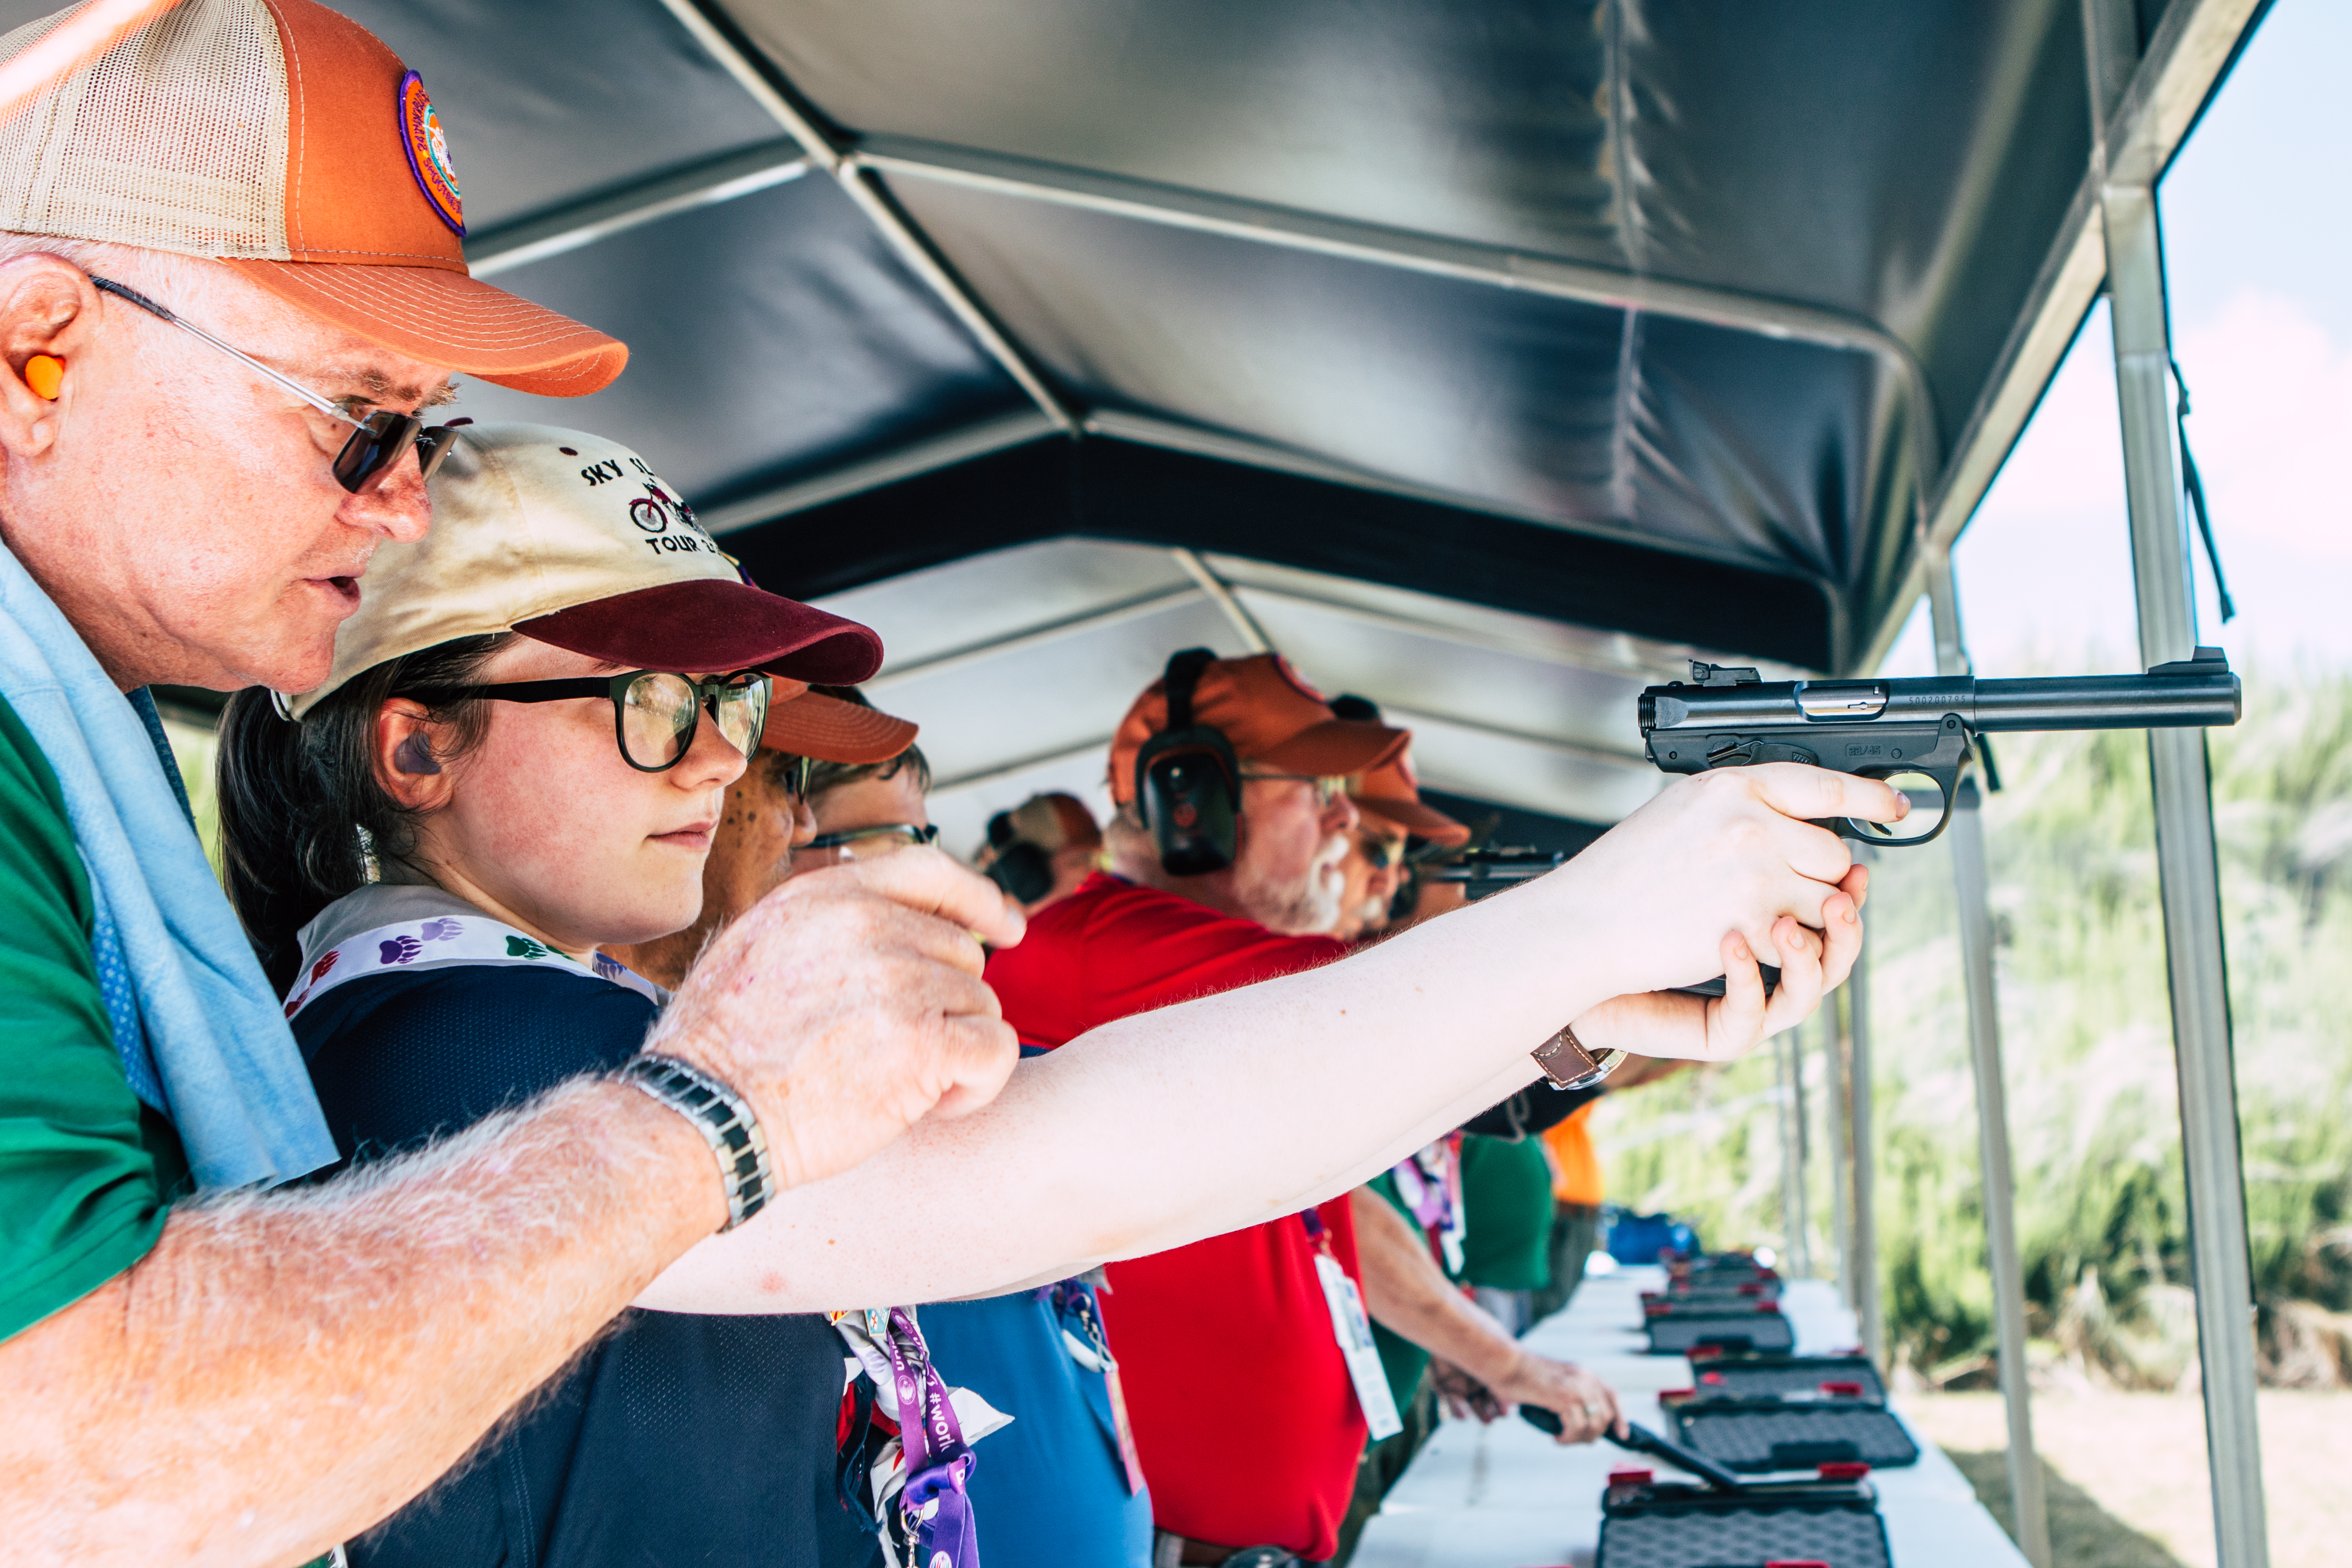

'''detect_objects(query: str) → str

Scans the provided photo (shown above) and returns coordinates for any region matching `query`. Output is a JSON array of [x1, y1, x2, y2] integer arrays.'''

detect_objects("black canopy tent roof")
[[167, 0, 2247, 853]]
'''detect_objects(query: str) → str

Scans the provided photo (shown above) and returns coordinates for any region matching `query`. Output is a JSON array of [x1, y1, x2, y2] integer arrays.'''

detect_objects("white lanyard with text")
[[1300, 1208, 1404, 1441]]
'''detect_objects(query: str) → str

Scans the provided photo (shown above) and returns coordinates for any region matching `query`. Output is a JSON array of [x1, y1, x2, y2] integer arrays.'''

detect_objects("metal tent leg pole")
[[1948, 783, 2052, 1568], [2101, 178, 2270, 1568], [1782, 1023, 1812, 1278], [1827, 983, 1854, 1317], [1791, 1020, 1812, 1278], [1929, 560, 2051, 1568], [1847, 944, 1886, 1366]]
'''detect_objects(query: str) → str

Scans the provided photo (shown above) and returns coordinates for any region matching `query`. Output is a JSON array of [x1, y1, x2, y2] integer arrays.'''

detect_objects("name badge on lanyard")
[[1301, 1209, 1404, 1441]]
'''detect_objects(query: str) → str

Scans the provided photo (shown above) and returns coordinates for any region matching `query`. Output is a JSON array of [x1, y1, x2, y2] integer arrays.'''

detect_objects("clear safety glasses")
[[1241, 768, 1349, 806], [801, 823, 941, 863]]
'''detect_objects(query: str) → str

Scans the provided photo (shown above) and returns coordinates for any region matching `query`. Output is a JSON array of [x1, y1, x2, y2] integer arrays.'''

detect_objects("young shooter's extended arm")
[[642, 764, 1899, 1312]]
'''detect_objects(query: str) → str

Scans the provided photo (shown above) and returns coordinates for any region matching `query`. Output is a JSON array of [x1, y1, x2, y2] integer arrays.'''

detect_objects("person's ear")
[[0, 256, 102, 458], [375, 698, 456, 810]]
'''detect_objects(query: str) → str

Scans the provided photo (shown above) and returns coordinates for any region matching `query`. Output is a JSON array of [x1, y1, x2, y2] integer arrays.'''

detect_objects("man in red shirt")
[[984, 651, 1439, 1564]]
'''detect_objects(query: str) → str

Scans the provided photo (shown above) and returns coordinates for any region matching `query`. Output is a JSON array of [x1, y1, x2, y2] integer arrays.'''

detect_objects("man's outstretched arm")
[[8, 1083, 714, 1568], [643, 764, 1901, 1313], [0, 859, 1024, 1568]]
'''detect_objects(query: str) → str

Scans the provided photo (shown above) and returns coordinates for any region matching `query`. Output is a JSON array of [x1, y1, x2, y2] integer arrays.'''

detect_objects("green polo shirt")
[[0, 691, 186, 1344], [1458, 1133, 1556, 1291]]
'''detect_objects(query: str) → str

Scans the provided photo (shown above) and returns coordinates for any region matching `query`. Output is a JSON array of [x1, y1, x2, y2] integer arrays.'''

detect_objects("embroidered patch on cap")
[[398, 71, 466, 236]]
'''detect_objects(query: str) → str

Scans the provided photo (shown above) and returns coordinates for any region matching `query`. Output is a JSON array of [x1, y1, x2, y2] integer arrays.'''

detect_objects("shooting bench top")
[[1350, 1268, 2028, 1568]]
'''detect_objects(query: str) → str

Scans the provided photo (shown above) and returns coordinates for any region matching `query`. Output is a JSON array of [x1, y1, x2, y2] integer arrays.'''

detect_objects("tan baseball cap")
[[1002, 792, 1102, 853], [0, 0, 624, 394], [287, 423, 884, 726], [1107, 652, 1408, 806]]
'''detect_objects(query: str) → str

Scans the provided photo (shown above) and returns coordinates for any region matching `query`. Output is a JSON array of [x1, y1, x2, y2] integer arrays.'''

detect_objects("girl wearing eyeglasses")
[[213, 425, 969, 1568]]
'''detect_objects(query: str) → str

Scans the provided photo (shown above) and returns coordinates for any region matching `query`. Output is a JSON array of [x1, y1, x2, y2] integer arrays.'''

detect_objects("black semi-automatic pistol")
[[1640, 648, 2241, 845]]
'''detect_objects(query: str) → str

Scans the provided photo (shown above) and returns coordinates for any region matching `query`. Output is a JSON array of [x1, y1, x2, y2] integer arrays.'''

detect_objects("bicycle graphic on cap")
[[628, 481, 713, 556]]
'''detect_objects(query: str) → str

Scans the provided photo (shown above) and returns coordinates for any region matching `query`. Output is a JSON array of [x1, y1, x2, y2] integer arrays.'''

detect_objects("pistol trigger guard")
[[1842, 740, 1970, 846]]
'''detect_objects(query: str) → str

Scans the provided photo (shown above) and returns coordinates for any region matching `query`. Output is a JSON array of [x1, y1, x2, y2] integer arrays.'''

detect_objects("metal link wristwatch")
[[1531, 1023, 1627, 1092], [618, 1054, 773, 1231]]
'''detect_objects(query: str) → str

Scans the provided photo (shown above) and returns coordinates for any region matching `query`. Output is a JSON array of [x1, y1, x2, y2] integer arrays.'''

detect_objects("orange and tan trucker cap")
[[1107, 652, 1409, 806], [288, 424, 883, 729], [0, 0, 625, 394]]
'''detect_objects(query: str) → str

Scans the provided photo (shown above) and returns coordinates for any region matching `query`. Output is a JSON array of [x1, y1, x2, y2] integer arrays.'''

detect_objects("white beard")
[[1245, 831, 1351, 935]]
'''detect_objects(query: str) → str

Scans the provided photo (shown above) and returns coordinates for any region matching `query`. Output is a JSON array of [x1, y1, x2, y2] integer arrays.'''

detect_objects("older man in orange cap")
[[0, 5, 1021, 1560]]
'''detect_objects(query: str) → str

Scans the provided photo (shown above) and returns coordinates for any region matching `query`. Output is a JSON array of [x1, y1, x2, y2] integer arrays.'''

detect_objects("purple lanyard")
[[876, 1307, 980, 1568], [1389, 1138, 1458, 1233]]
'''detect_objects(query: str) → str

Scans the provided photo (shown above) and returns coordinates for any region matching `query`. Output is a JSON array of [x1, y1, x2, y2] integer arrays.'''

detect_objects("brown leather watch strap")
[[1531, 1023, 1624, 1089]]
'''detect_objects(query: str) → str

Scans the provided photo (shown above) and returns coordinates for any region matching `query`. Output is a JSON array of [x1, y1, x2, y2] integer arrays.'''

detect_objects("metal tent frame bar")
[[2099, 118, 2271, 1568], [1930, 554, 2053, 1568], [464, 140, 810, 278], [653, 0, 1082, 433]]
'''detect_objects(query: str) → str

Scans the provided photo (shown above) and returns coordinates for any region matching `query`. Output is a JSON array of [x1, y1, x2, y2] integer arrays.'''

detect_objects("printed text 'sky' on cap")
[[288, 424, 881, 718], [0, 0, 624, 394], [1108, 652, 1409, 805]]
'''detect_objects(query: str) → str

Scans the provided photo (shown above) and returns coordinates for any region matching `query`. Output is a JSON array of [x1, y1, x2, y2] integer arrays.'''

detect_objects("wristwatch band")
[[618, 1053, 773, 1232], [1531, 1023, 1627, 1091]]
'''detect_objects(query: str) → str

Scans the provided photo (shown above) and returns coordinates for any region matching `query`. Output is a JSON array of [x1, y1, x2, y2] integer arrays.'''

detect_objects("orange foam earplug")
[[24, 354, 63, 400]]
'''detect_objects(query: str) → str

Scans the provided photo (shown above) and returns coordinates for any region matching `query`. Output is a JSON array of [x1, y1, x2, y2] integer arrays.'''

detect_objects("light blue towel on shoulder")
[[0, 542, 337, 1190]]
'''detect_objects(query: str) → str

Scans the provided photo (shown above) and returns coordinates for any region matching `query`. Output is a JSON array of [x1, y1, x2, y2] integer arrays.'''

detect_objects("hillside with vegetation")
[[1593, 662, 2352, 1388]]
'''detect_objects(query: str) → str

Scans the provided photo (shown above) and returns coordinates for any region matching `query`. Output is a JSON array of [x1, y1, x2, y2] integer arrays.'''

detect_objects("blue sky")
[[1884, 0, 2352, 679]]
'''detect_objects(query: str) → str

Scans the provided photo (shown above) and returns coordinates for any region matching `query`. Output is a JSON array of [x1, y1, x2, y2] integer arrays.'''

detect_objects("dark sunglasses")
[[1360, 833, 1408, 869], [89, 275, 460, 494], [444, 670, 772, 772]]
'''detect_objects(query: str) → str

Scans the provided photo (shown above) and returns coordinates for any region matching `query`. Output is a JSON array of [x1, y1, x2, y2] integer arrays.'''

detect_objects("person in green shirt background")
[[1458, 1131, 1561, 1336]]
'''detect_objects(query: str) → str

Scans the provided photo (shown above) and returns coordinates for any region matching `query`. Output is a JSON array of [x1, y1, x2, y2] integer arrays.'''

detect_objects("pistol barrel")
[[1641, 659, 2240, 740], [1965, 669, 2240, 732]]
